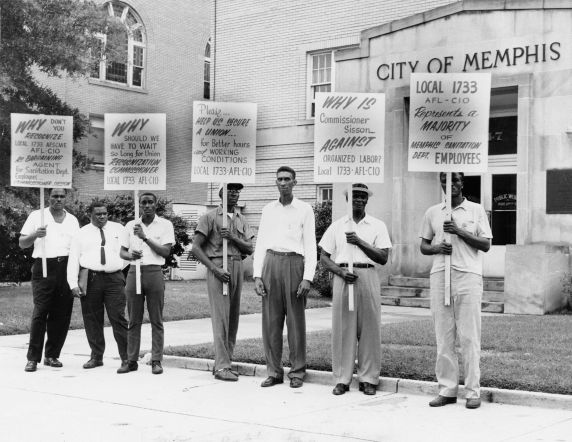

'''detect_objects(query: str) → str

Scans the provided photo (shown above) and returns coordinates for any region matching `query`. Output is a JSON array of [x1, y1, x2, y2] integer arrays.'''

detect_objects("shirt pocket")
[[461, 220, 477, 234]]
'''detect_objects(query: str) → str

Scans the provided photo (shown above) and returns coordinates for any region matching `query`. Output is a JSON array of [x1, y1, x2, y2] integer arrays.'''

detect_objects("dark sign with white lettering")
[[546, 169, 572, 214]]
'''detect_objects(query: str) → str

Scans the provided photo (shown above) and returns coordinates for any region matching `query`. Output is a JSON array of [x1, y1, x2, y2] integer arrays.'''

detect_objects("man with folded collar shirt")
[[19, 188, 80, 372], [319, 183, 391, 396], [67, 201, 129, 370], [118, 192, 175, 375], [191, 183, 254, 382], [253, 166, 317, 389]]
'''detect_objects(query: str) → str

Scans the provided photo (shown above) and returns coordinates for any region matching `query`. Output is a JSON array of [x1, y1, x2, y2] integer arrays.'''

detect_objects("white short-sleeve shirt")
[[121, 216, 175, 266], [20, 208, 80, 258], [319, 214, 392, 265]]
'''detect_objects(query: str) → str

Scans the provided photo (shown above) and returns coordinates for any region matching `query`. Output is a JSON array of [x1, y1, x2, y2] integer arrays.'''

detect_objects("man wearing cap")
[[19, 188, 80, 372], [253, 166, 317, 389], [319, 183, 391, 396], [118, 192, 175, 375], [67, 201, 129, 370], [191, 183, 254, 381], [419, 172, 492, 409]]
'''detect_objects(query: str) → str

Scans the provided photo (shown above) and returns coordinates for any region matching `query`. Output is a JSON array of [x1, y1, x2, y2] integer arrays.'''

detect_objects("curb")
[[158, 354, 572, 411]]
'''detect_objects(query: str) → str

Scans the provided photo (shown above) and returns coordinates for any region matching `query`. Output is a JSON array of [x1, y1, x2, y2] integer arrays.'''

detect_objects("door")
[[464, 87, 518, 277]]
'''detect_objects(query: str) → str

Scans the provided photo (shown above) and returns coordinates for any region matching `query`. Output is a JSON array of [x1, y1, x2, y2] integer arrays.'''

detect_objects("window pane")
[[113, 4, 124, 18], [491, 174, 517, 245], [132, 28, 143, 43], [89, 126, 104, 164], [106, 61, 127, 83], [204, 61, 210, 82], [132, 66, 142, 87], [313, 55, 319, 69], [205, 41, 211, 58], [125, 10, 137, 27], [489, 116, 517, 155], [204, 82, 210, 100], [133, 46, 144, 67]]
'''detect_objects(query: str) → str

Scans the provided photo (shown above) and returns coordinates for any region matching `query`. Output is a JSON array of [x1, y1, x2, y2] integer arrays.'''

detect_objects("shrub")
[[312, 201, 332, 297]]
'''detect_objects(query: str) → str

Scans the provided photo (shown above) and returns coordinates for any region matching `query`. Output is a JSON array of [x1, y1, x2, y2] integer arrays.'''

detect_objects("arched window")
[[91, 1, 146, 88], [204, 39, 211, 99]]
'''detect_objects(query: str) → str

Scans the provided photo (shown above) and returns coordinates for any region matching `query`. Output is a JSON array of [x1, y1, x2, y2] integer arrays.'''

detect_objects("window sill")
[[88, 78, 149, 94]]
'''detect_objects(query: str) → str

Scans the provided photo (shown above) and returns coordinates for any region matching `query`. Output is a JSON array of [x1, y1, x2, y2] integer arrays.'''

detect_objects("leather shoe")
[[151, 360, 163, 375], [83, 359, 103, 369], [260, 376, 283, 387], [214, 368, 238, 381], [332, 383, 349, 395], [465, 398, 481, 409], [25, 361, 37, 372], [359, 382, 377, 395], [117, 360, 138, 374], [44, 357, 63, 368], [290, 378, 303, 388], [429, 395, 457, 407]]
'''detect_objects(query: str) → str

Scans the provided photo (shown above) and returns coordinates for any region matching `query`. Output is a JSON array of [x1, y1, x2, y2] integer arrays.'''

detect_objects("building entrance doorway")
[[463, 87, 518, 277]]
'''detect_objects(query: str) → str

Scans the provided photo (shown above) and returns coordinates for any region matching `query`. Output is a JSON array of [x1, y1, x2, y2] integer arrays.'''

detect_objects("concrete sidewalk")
[[2, 306, 572, 441]]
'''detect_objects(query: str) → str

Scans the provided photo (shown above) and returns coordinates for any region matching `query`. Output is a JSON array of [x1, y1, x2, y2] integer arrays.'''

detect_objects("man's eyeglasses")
[[228, 189, 241, 195]]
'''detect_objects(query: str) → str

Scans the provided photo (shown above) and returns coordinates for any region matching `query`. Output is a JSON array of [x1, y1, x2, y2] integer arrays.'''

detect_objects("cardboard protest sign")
[[11, 114, 73, 188], [104, 113, 166, 190], [191, 101, 257, 184], [408, 73, 491, 172], [314, 92, 385, 183]]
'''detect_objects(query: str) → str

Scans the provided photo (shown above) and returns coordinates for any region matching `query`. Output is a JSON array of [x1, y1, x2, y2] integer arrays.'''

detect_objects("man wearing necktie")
[[67, 201, 129, 370]]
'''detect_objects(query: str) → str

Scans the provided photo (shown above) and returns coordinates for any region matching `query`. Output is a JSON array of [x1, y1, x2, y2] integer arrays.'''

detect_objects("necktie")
[[99, 227, 106, 265]]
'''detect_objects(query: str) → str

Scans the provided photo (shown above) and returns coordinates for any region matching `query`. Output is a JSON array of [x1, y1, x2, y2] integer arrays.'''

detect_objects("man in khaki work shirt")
[[191, 183, 254, 381]]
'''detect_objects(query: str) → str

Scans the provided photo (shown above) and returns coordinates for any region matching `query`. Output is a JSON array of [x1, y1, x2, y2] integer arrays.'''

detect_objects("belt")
[[89, 270, 122, 275], [267, 250, 301, 257], [209, 256, 243, 261], [37, 256, 68, 262], [339, 263, 374, 269]]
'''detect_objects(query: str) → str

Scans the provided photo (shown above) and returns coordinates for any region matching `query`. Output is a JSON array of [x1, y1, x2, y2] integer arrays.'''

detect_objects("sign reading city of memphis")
[[314, 92, 385, 183], [11, 114, 73, 188], [408, 73, 491, 172], [191, 101, 258, 184], [104, 113, 167, 190]]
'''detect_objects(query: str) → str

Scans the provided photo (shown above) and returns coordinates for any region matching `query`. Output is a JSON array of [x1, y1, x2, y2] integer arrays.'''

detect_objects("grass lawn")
[[165, 315, 572, 395], [0, 280, 331, 336]]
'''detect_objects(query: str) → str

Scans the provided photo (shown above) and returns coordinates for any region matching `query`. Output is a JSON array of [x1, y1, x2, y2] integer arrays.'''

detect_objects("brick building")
[[39, 0, 210, 205], [214, 0, 572, 313]]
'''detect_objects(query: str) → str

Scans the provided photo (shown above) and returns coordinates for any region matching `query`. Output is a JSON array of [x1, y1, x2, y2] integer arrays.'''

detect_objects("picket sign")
[[134, 190, 142, 295], [222, 184, 228, 296], [444, 173, 452, 306], [346, 184, 355, 311]]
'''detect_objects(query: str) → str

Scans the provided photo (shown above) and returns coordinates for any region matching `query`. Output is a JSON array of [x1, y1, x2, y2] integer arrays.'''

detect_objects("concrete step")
[[380, 296, 504, 313], [381, 286, 504, 302], [388, 275, 504, 292]]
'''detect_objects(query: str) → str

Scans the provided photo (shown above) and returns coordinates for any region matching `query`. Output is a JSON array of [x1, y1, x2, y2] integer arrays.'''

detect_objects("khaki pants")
[[331, 268, 381, 385], [430, 270, 482, 399], [207, 257, 243, 371]]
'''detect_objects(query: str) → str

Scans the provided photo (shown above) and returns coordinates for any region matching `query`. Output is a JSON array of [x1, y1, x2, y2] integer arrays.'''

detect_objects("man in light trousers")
[[419, 172, 492, 409]]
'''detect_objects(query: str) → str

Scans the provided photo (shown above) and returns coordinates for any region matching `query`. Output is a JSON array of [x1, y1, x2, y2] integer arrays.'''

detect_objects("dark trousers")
[[27, 258, 74, 362], [207, 257, 243, 371], [261, 251, 306, 380], [80, 271, 128, 361], [125, 265, 164, 361]]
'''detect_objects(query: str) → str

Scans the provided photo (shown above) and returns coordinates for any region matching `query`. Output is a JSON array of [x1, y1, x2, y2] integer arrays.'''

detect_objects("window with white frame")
[[318, 185, 333, 203], [91, 1, 146, 88], [204, 39, 211, 99], [88, 116, 105, 165], [308, 51, 333, 118]]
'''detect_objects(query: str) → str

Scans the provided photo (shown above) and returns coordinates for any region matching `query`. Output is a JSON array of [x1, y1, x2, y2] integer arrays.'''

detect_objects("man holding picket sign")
[[313, 91, 387, 393], [11, 114, 77, 372], [191, 183, 254, 382], [103, 113, 169, 374], [408, 73, 492, 409]]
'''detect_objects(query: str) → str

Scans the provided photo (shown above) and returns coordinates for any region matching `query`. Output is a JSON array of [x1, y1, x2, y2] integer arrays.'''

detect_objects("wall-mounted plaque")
[[546, 169, 572, 214]]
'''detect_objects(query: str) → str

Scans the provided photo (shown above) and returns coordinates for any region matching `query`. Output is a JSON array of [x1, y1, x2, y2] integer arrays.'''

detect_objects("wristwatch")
[[143, 237, 149, 243]]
